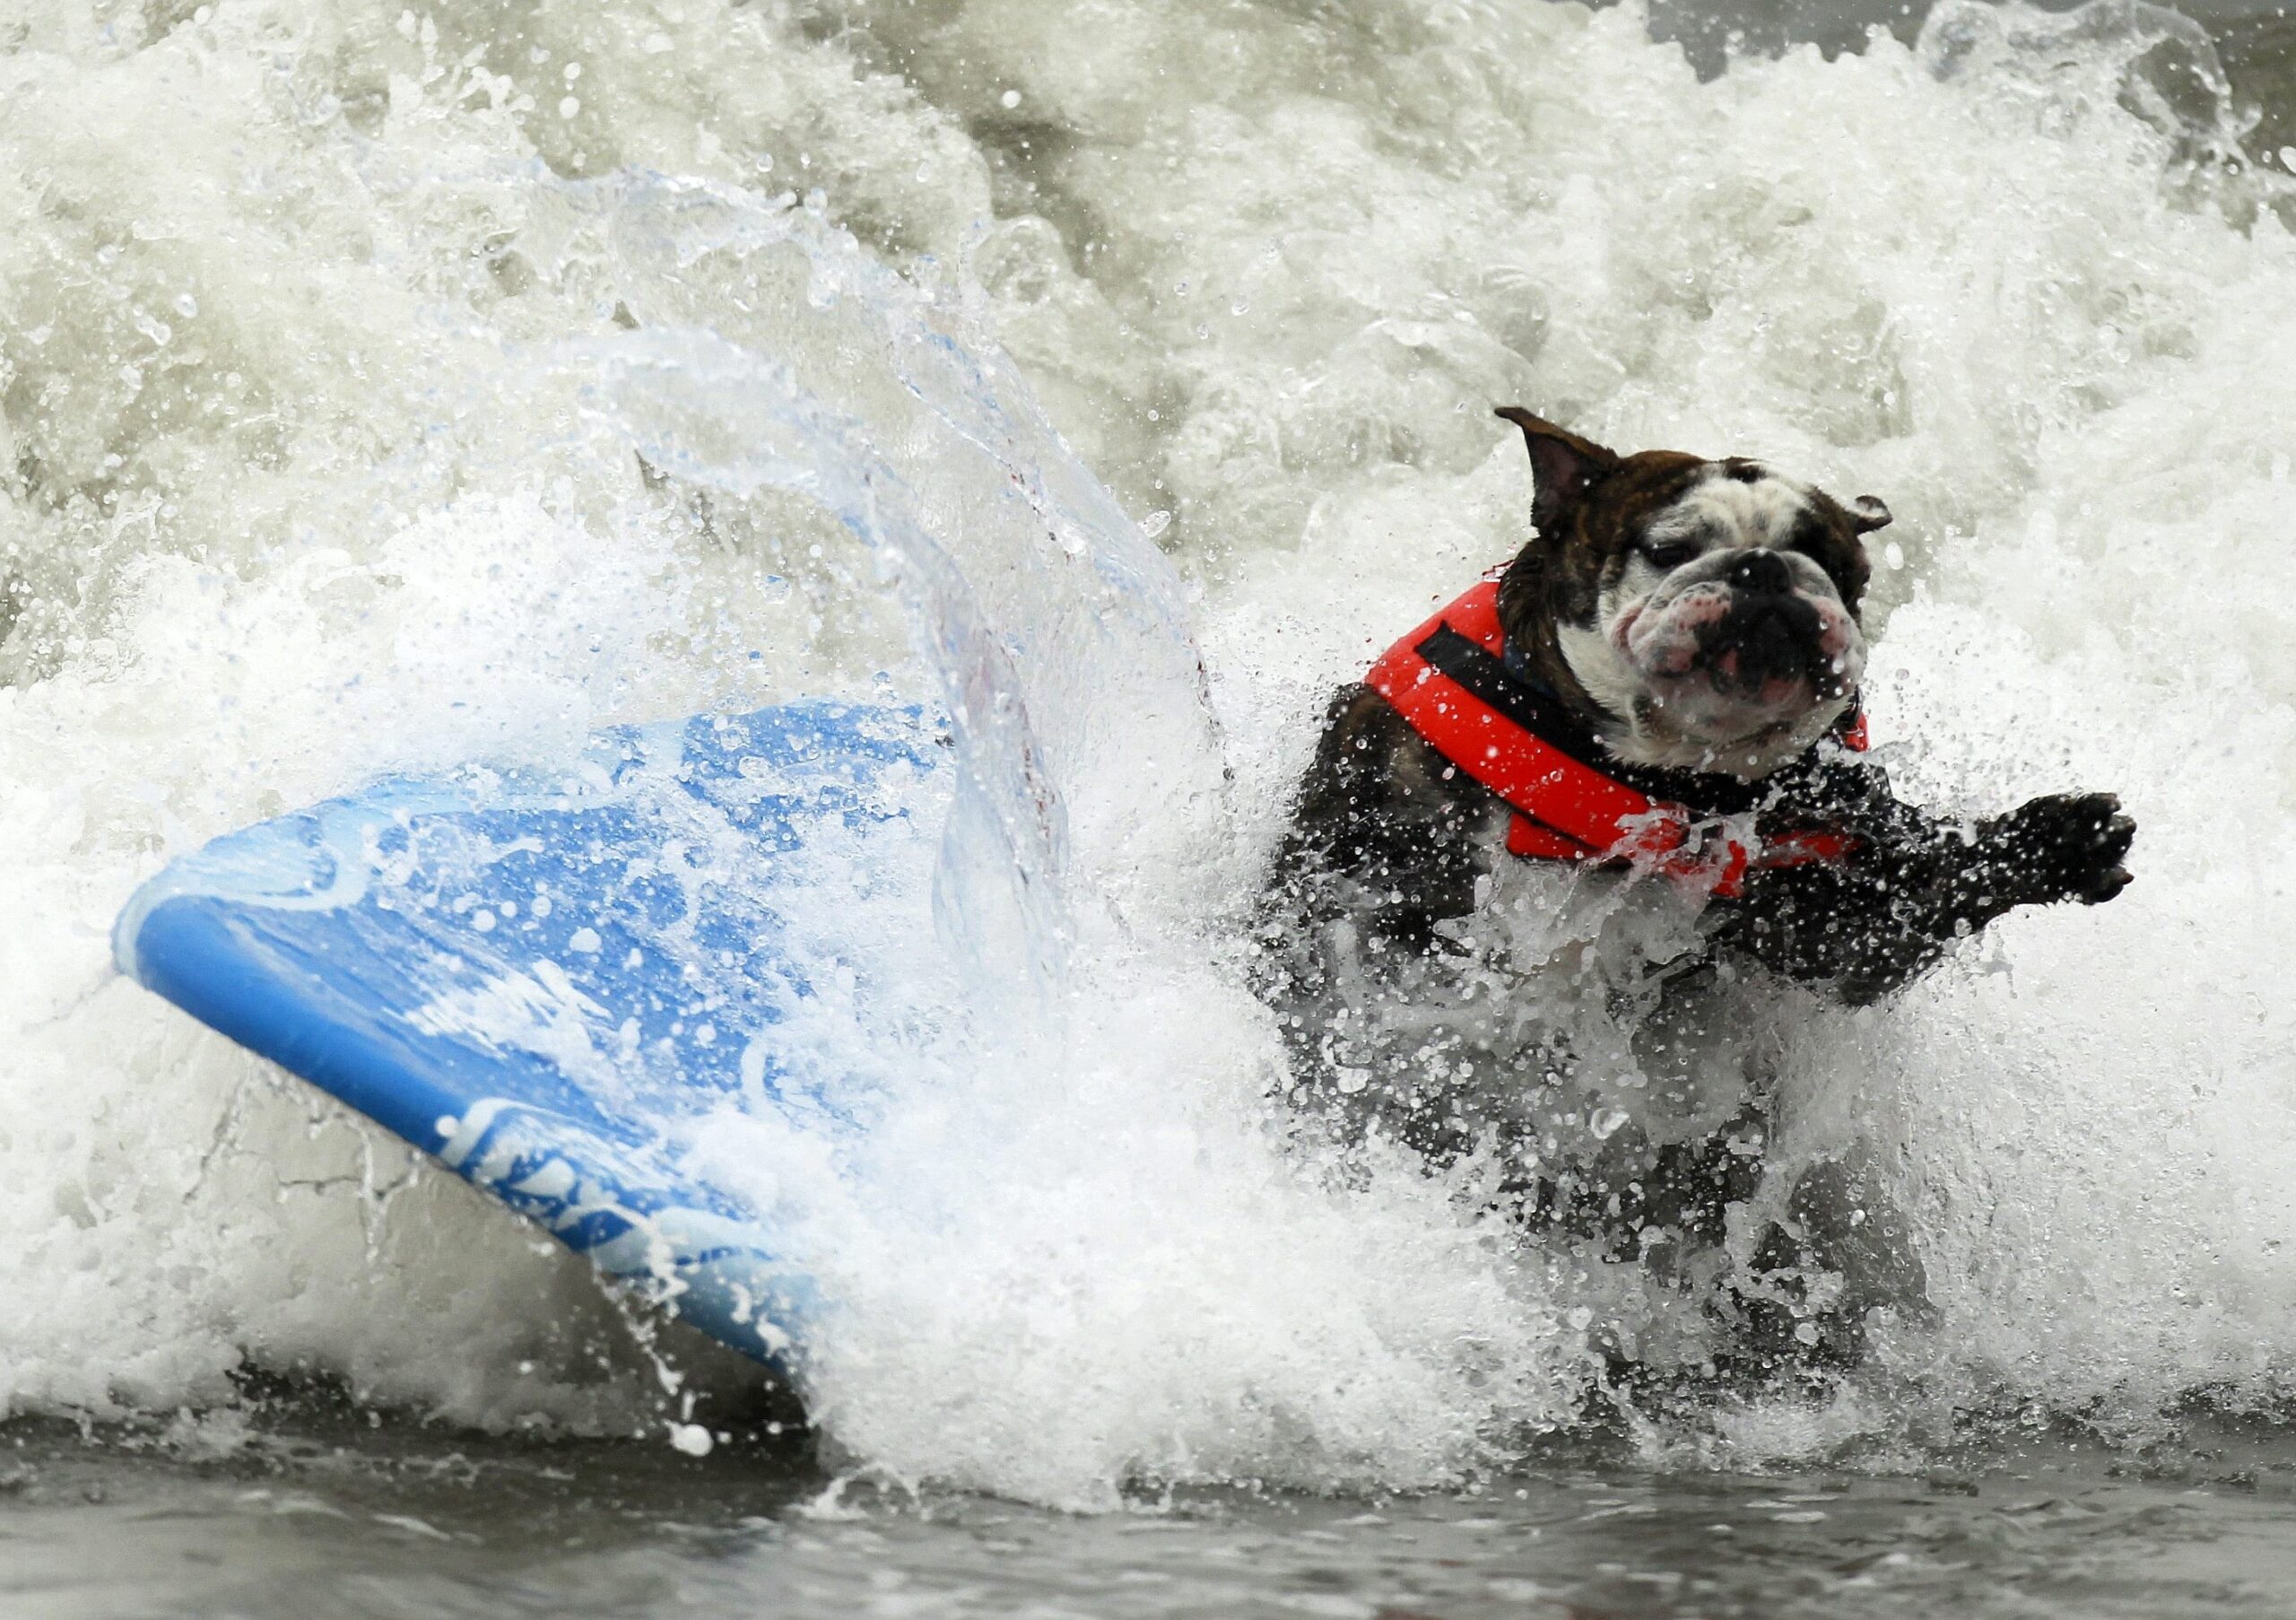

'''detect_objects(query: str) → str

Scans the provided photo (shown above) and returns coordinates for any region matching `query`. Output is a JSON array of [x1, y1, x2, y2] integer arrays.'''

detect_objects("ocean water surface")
[[6, 0, 2296, 1612]]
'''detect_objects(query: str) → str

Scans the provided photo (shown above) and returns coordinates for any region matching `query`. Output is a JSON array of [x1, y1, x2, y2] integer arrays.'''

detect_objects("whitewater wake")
[[4, 0, 2295, 1506]]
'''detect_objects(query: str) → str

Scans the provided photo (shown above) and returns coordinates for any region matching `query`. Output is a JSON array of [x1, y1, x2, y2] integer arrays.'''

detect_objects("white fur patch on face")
[[1557, 619, 1648, 736], [1645, 466, 1811, 551]]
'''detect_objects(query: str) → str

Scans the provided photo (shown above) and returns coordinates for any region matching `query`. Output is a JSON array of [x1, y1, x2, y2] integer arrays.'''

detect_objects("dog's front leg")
[[1876, 790, 2135, 986], [1714, 791, 2134, 1003]]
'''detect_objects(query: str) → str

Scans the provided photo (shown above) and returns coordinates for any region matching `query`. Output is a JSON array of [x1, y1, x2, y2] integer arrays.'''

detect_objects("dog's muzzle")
[[1690, 551, 1852, 701]]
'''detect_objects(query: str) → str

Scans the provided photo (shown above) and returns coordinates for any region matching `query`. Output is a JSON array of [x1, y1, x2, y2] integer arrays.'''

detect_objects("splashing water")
[[5, 0, 2296, 1508]]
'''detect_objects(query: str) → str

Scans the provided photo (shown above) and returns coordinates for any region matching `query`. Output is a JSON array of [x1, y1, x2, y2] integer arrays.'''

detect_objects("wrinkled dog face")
[[1496, 412, 1889, 779], [1580, 461, 1877, 765]]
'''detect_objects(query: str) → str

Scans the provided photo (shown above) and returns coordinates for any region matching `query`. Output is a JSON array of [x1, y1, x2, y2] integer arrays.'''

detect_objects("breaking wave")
[[4, 0, 2294, 1506]]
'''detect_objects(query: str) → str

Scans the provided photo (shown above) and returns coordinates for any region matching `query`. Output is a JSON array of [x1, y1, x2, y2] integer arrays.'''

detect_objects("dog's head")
[[1492, 408, 1888, 779]]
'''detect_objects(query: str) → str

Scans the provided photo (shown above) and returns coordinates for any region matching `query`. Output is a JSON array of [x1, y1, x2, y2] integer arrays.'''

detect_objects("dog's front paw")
[[1979, 792, 2135, 906]]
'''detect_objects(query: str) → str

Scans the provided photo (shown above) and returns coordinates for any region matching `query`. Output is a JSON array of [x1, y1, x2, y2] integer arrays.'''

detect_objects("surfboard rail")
[[114, 700, 946, 1372]]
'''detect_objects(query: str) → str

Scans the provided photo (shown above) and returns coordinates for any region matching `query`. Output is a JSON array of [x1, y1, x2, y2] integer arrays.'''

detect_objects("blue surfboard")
[[113, 700, 948, 1375]]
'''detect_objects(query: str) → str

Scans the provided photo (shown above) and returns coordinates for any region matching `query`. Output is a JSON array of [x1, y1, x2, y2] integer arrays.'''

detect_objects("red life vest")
[[1364, 579, 1863, 900]]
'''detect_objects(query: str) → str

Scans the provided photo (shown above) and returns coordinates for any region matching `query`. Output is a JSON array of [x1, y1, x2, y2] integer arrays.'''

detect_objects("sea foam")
[[4, 0, 2293, 1504]]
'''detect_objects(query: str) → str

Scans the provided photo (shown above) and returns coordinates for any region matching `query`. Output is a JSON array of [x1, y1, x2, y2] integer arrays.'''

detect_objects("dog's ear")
[[1848, 494, 1892, 533], [1494, 408, 1621, 538]]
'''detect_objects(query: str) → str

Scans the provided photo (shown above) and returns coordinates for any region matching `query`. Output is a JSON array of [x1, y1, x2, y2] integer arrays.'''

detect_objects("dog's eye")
[[1639, 539, 1700, 570]]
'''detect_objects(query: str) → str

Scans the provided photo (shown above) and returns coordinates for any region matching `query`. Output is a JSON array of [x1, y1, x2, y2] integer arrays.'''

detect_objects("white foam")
[[4, 0, 2295, 1502]]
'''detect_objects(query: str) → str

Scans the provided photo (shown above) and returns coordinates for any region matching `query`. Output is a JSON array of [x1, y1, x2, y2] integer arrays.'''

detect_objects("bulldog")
[[1258, 409, 2135, 1374]]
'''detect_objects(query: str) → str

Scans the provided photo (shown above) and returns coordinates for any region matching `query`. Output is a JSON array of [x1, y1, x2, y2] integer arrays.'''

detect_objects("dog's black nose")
[[1727, 548, 1793, 596]]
